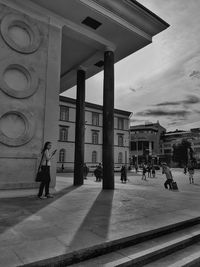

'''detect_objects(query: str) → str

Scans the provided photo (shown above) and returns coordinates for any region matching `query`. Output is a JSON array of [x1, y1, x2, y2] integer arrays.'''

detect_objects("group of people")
[[141, 164, 156, 180], [84, 163, 128, 183], [36, 142, 196, 199]]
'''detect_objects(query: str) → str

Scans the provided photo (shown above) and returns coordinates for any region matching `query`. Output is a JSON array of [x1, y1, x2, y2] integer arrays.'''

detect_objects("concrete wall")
[[0, 1, 61, 189]]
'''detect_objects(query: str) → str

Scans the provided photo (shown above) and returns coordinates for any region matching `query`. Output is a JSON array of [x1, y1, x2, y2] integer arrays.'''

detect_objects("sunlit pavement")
[[1, 168, 200, 266], [57, 168, 200, 193]]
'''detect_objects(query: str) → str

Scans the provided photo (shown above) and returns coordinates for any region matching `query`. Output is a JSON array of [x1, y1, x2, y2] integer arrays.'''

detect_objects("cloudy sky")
[[62, 0, 200, 131]]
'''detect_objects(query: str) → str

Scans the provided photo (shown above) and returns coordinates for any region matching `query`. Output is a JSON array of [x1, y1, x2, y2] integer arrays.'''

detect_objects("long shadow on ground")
[[0, 185, 78, 234]]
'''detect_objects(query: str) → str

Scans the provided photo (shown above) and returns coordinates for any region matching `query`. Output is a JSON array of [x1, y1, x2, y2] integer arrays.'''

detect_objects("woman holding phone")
[[37, 141, 57, 199]]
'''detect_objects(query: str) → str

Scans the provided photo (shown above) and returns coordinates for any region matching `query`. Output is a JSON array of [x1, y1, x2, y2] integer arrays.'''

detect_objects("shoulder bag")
[[35, 152, 44, 182]]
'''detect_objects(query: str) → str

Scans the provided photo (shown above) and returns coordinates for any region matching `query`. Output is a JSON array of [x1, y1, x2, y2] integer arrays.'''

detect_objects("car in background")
[[88, 165, 124, 172], [114, 166, 122, 172]]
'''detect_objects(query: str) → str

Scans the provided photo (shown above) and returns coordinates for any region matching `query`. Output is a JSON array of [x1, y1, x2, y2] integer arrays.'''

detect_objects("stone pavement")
[[1, 170, 200, 267]]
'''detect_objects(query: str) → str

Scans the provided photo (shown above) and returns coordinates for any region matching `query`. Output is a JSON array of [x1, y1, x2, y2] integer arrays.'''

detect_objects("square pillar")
[[74, 69, 86, 185], [103, 51, 114, 189]]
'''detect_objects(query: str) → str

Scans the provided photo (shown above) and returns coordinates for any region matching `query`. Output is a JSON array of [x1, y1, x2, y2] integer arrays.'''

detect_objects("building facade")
[[57, 96, 131, 172], [130, 123, 200, 167], [130, 122, 166, 165], [160, 128, 200, 166]]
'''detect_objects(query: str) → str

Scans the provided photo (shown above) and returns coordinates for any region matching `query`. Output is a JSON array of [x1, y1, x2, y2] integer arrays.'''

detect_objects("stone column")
[[103, 51, 114, 189], [74, 69, 85, 186]]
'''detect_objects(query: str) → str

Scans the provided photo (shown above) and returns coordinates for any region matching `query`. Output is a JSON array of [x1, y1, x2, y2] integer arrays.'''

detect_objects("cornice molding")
[[79, 0, 152, 41]]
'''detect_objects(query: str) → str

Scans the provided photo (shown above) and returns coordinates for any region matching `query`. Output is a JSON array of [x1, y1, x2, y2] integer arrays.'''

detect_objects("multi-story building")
[[130, 122, 200, 167], [161, 128, 200, 166], [130, 122, 166, 165], [57, 96, 132, 171]]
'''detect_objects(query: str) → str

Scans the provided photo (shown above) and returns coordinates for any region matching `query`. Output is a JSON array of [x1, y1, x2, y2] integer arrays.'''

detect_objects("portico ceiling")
[[30, 0, 169, 92]]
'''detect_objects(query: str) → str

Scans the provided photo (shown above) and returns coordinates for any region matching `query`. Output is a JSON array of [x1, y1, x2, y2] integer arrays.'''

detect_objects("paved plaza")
[[1, 169, 200, 266]]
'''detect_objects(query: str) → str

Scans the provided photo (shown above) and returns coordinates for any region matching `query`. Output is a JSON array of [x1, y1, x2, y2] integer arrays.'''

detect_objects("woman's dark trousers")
[[38, 166, 51, 197]]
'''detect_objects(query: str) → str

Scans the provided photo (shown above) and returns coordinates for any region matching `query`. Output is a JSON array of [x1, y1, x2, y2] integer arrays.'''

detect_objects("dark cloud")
[[136, 109, 190, 117], [156, 101, 180, 106], [168, 121, 179, 126], [154, 95, 200, 107], [183, 95, 200, 104], [130, 118, 145, 123], [189, 70, 200, 79], [129, 87, 136, 92]]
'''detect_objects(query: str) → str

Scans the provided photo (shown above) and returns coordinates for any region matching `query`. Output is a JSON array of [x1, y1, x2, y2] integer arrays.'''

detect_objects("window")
[[59, 149, 65, 162], [92, 151, 97, 163], [118, 118, 124, 130], [118, 152, 123, 164], [92, 112, 99, 126], [118, 135, 123, 146], [59, 127, 68, 141], [152, 142, 154, 150], [164, 149, 172, 154], [164, 144, 171, 147], [138, 141, 143, 150], [131, 141, 136, 151], [92, 131, 99, 144], [60, 106, 69, 121]]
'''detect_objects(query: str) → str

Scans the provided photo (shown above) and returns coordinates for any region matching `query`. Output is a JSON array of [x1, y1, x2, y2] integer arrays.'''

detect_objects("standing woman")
[[38, 141, 57, 199]]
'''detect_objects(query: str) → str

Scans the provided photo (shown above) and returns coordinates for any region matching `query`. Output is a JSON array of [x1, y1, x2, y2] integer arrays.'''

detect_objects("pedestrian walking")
[[188, 162, 194, 184], [37, 141, 57, 199], [121, 165, 127, 183], [94, 163, 103, 182], [141, 164, 147, 180], [152, 165, 156, 178], [83, 163, 89, 179], [135, 164, 138, 174], [61, 163, 64, 173], [147, 164, 151, 178], [162, 163, 173, 190], [183, 165, 187, 175]]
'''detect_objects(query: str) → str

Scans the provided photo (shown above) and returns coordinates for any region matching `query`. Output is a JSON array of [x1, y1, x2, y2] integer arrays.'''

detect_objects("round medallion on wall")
[[1, 14, 41, 54], [0, 59, 39, 98], [0, 109, 35, 146]]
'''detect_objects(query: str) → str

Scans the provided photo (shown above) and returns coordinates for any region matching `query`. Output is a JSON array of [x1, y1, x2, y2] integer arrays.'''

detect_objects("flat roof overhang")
[[30, 0, 169, 92]]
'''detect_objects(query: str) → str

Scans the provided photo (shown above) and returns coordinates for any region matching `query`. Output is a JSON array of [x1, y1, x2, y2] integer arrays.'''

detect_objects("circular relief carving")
[[1, 14, 41, 54], [0, 112, 26, 138], [8, 25, 31, 48], [4, 67, 28, 91], [0, 60, 39, 98], [0, 110, 35, 146]]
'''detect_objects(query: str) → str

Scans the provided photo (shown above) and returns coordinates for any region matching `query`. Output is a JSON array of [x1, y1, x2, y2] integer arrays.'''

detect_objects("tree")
[[172, 139, 193, 167]]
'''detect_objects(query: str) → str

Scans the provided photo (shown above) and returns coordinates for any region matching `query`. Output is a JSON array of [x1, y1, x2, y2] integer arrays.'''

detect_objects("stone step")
[[70, 223, 200, 266], [144, 241, 200, 267], [19, 217, 200, 267]]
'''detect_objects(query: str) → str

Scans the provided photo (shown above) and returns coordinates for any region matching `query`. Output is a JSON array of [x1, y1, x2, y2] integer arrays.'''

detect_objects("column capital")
[[105, 47, 115, 53], [78, 65, 87, 72]]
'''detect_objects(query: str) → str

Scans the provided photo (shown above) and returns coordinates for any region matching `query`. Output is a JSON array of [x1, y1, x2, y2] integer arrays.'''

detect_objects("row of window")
[[59, 149, 124, 163], [60, 105, 125, 129], [130, 141, 154, 151], [59, 126, 124, 146], [131, 130, 157, 134]]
